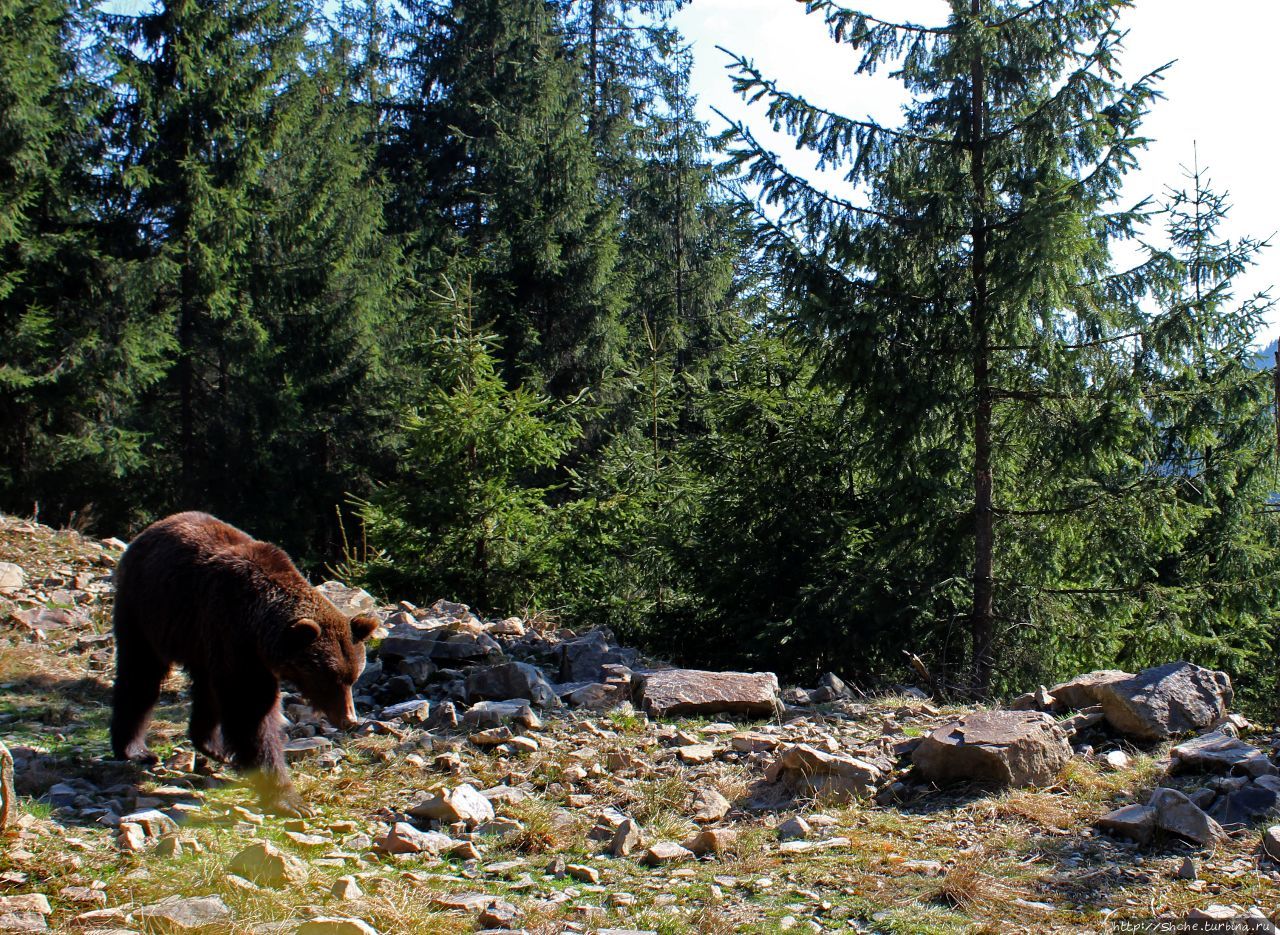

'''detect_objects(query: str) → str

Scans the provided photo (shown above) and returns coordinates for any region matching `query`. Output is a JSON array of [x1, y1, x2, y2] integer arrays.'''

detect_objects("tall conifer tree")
[[110, 0, 308, 512], [384, 0, 624, 400], [1, 0, 171, 522], [724, 0, 1273, 692]]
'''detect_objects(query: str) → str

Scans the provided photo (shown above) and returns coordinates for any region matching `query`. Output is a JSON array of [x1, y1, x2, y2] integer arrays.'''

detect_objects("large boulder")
[[1148, 787, 1226, 846], [557, 629, 638, 682], [315, 580, 378, 617], [379, 617, 500, 663], [912, 710, 1072, 788], [1047, 669, 1132, 710], [465, 661, 559, 708], [1170, 731, 1278, 779], [1092, 662, 1233, 741], [632, 669, 782, 719], [765, 744, 881, 802]]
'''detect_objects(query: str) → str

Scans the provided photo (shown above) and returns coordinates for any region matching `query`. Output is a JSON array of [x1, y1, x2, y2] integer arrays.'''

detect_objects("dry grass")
[[5, 514, 1280, 933], [928, 851, 1023, 913]]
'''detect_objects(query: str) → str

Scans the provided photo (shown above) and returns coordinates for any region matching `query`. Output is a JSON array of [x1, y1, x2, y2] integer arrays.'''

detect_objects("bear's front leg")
[[218, 677, 312, 818]]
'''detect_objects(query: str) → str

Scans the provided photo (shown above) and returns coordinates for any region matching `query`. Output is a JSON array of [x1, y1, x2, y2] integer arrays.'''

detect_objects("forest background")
[[3, 0, 1278, 709]]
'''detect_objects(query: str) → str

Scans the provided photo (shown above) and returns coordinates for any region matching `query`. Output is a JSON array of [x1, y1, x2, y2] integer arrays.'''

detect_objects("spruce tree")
[[723, 0, 1270, 692], [356, 279, 581, 611], [0, 0, 171, 523], [109, 0, 308, 513], [227, 24, 407, 554], [383, 0, 624, 400]]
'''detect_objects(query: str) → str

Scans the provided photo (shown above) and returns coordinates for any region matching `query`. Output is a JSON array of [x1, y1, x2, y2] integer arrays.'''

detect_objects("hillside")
[[1, 514, 1279, 934]]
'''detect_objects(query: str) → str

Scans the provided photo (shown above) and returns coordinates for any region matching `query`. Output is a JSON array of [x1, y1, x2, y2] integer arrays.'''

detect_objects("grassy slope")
[[1, 517, 1278, 934]]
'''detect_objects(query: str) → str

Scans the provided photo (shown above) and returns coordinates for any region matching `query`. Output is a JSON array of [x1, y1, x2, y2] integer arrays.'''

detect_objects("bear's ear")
[[350, 613, 378, 644], [283, 617, 322, 653]]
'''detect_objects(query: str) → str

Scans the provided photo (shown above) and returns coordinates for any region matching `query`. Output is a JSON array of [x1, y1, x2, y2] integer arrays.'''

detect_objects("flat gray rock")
[[1047, 670, 1132, 711], [633, 669, 781, 719], [1171, 731, 1277, 778], [133, 895, 232, 932], [913, 710, 1072, 788], [1095, 803, 1157, 844]]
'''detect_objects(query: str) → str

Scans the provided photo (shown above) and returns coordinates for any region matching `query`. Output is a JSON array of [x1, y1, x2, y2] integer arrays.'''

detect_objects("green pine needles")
[[721, 0, 1277, 696]]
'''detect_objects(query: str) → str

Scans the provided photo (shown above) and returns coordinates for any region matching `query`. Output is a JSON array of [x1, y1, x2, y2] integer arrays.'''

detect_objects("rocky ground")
[[2, 514, 1280, 934]]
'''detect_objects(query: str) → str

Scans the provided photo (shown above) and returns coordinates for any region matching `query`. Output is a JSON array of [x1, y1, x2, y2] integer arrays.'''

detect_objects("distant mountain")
[[1254, 339, 1277, 369]]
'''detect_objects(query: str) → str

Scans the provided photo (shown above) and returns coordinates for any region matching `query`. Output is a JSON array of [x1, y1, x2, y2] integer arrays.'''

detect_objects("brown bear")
[[109, 511, 377, 815]]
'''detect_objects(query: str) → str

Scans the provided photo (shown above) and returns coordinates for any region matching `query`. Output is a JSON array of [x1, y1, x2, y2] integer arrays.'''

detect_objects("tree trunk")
[[588, 0, 603, 137], [968, 0, 994, 695], [179, 267, 197, 508]]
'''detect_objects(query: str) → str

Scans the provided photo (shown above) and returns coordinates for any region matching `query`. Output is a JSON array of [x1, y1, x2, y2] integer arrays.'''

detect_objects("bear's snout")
[[323, 688, 360, 730]]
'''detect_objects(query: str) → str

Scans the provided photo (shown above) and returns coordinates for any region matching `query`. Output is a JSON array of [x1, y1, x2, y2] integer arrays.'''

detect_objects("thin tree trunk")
[[179, 267, 196, 508], [588, 0, 603, 137], [969, 0, 994, 694]]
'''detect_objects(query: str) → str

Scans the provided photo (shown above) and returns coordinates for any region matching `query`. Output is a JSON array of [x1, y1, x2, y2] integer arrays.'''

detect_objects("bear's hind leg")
[[109, 628, 169, 765], [188, 670, 229, 762]]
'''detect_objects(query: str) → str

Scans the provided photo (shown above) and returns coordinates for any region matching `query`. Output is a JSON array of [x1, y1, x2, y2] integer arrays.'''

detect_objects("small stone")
[[1100, 750, 1130, 770], [730, 732, 779, 754], [228, 842, 308, 888], [508, 735, 539, 754], [1175, 857, 1198, 880], [0, 897, 50, 916], [470, 726, 514, 747], [566, 864, 601, 884], [1095, 804, 1157, 844], [283, 737, 335, 761], [0, 911, 45, 932], [119, 809, 179, 838], [691, 788, 731, 823], [374, 822, 454, 856], [0, 741, 13, 831], [777, 816, 810, 842], [641, 842, 693, 866], [477, 900, 521, 928], [285, 831, 331, 848], [0, 563, 24, 591], [687, 827, 737, 857], [429, 893, 498, 912], [609, 818, 643, 857], [408, 784, 494, 827], [1262, 826, 1280, 861], [676, 744, 715, 765], [380, 699, 430, 721], [117, 822, 147, 852], [330, 876, 363, 901]]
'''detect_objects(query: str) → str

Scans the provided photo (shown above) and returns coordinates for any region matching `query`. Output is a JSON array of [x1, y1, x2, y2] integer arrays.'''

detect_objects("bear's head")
[[275, 603, 378, 730]]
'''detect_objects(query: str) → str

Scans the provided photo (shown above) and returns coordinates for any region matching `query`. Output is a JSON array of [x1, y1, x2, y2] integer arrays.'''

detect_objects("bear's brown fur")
[[110, 511, 377, 815]]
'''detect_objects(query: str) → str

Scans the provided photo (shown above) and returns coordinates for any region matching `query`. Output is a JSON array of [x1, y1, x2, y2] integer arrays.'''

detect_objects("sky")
[[673, 0, 1280, 346]]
